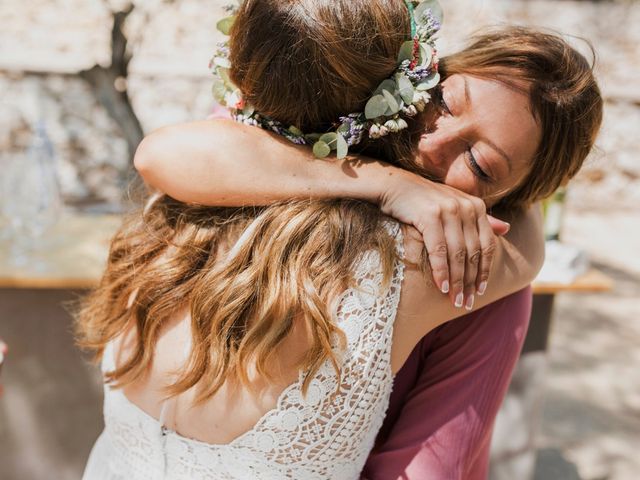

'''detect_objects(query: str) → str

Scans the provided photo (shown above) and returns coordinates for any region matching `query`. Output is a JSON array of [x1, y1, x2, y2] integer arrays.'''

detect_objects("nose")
[[421, 117, 468, 174]]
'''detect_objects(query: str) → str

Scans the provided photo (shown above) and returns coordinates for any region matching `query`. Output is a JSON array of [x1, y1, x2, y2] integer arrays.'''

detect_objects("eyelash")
[[466, 150, 491, 182], [437, 87, 492, 183]]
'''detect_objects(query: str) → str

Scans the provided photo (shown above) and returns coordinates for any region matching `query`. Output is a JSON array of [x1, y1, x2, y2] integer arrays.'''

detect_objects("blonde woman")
[[79, 1, 602, 478]]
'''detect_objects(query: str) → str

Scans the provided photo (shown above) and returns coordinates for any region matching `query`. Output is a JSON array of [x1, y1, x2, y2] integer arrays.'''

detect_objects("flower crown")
[[209, 0, 443, 159]]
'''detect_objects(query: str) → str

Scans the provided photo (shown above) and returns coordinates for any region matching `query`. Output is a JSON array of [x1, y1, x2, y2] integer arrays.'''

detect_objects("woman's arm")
[[390, 205, 543, 371], [135, 119, 397, 206], [135, 119, 516, 305]]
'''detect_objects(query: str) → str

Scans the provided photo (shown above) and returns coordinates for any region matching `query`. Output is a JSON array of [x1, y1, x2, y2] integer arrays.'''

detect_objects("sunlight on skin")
[[417, 74, 541, 206]]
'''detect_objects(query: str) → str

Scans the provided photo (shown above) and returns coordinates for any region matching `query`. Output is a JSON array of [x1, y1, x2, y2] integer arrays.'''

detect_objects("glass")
[[1, 121, 62, 267], [542, 188, 567, 241], [0, 154, 9, 244]]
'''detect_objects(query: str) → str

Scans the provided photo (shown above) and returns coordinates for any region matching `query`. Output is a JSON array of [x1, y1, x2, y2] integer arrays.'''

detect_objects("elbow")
[[522, 242, 545, 288], [532, 238, 546, 279], [518, 204, 546, 285], [528, 210, 547, 282], [133, 135, 157, 180], [133, 131, 173, 191]]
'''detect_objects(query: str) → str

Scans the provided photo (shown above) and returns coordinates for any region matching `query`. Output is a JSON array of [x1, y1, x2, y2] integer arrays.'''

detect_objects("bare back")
[[111, 219, 534, 452], [86, 220, 412, 479]]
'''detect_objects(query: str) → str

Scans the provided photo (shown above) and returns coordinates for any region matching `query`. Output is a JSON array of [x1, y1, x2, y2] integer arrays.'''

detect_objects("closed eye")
[[466, 149, 492, 182], [437, 87, 492, 183]]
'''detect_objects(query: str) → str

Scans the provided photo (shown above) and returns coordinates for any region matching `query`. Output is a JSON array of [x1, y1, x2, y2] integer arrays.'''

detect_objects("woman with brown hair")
[[137, 26, 602, 480], [79, 1, 602, 478]]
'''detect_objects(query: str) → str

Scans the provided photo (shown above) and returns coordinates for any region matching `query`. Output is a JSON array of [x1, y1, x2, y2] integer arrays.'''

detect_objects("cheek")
[[417, 133, 448, 174], [442, 159, 481, 196]]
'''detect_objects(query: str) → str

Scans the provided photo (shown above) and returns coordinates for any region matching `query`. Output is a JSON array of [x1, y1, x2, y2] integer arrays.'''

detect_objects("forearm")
[[134, 118, 542, 304], [397, 204, 543, 349], [494, 204, 545, 288], [464, 203, 543, 310], [134, 119, 396, 206]]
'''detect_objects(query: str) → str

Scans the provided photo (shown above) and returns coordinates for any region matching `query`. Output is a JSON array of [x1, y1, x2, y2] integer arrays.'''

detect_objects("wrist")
[[378, 167, 430, 215], [347, 158, 410, 206], [301, 155, 390, 204]]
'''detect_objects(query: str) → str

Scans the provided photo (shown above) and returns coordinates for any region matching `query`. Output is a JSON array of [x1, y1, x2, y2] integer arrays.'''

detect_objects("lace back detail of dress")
[[98, 221, 405, 480]]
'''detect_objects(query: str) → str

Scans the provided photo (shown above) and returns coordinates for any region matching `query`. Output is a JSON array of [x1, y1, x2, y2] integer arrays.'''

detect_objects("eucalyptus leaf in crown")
[[209, 0, 443, 159]]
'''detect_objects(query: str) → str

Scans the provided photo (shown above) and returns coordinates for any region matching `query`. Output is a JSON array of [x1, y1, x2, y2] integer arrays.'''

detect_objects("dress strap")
[[158, 336, 192, 430], [101, 340, 116, 373], [159, 400, 171, 429]]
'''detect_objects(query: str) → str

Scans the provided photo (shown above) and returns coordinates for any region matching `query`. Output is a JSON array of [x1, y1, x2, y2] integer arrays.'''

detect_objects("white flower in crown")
[[384, 119, 400, 133]]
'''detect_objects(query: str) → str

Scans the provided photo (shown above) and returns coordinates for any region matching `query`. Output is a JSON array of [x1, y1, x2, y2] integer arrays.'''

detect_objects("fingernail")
[[441, 280, 449, 294], [478, 281, 487, 296], [465, 294, 475, 311], [503, 222, 511, 233], [455, 292, 464, 308]]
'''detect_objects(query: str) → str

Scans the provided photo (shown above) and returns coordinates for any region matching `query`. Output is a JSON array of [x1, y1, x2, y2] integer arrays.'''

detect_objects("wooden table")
[[0, 213, 122, 289], [532, 269, 613, 295], [0, 212, 616, 293], [492, 260, 613, 480], [524, 268, 613, 354], [0, 212, 614, 480]]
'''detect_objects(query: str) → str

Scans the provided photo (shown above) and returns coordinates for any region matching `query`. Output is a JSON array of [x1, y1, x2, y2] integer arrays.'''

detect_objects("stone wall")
[[1, 2, 639, 480], [1, 0, 638, 210]]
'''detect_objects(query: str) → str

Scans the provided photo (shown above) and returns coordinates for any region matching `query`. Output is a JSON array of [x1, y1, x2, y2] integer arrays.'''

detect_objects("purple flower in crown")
[[338, 114, 366, 147], [398, 60, 433, 82], [417, 9, 441, 39]]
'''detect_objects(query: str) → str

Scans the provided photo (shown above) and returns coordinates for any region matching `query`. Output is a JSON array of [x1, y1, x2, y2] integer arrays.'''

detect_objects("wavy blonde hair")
[[75, 2, 602, 403], [76, 194, 397, 401], [75, 0, 412, 402]]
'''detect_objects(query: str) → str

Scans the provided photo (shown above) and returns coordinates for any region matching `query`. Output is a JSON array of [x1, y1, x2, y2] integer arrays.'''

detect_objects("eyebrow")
[[463, 76, 514, 174], [463, 76, 471, 107], [485, 139, 513, 174]]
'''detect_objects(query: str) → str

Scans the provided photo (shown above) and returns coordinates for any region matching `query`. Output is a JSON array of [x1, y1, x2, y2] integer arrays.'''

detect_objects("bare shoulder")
[[389, 225, 442, 372], [389, 207, 544, 373]]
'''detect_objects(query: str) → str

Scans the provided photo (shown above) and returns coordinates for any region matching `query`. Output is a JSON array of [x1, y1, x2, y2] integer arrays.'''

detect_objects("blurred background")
[[0, 0, 638, 479]]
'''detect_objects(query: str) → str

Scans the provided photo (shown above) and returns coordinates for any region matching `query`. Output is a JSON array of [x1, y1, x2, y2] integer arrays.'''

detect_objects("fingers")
[[461, 201, 481, 310], [487, 215, 511, 236], [403, 182, 500, 310], [425, 198, 482, 310], [441, 204, 466, 308], [476, 213, 497, 296], [422, 221, 451, 294]]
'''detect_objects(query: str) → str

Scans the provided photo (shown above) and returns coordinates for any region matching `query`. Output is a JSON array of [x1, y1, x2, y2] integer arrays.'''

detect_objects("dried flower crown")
[[210, 0, 443, 159]]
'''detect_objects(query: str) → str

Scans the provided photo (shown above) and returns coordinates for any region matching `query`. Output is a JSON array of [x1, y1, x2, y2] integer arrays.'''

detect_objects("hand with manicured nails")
[[379, 170, 510, 309]]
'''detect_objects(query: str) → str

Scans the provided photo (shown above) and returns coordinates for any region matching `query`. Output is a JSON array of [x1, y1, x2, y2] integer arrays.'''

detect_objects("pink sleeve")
[[363, 287, 532, 480]]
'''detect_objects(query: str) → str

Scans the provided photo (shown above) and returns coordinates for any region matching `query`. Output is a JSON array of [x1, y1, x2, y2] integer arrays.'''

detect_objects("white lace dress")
[[82, 223, 405, 480]]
